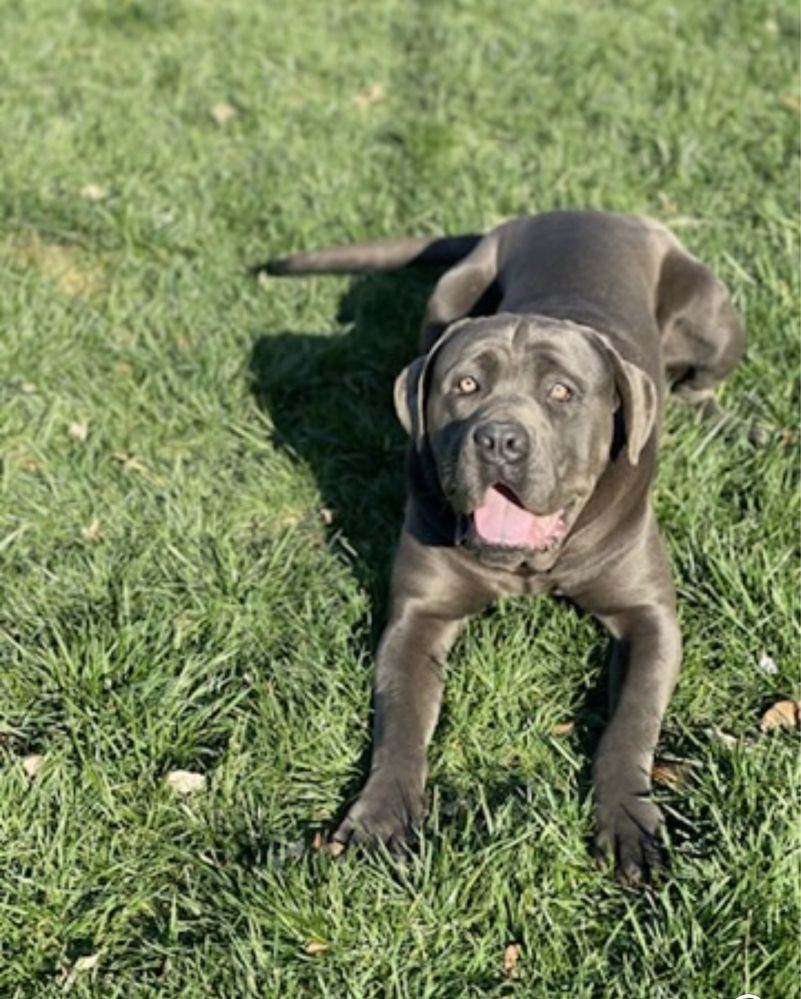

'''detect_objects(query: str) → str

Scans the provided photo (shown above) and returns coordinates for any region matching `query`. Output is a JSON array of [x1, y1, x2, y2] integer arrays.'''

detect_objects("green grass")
[[0, 0, 799, 995]]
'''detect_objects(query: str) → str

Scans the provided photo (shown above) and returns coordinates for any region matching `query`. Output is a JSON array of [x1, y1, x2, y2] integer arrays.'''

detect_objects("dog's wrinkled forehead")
[[395, 311, 657, 466], [429, 314, 609, 384]]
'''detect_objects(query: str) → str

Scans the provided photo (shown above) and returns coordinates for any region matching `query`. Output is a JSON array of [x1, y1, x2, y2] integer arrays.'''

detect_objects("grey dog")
[[267, 211, 745, 882]]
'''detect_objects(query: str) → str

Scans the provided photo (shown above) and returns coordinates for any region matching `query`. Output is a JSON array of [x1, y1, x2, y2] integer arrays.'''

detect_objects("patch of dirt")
[[2, 232, 105, 298]]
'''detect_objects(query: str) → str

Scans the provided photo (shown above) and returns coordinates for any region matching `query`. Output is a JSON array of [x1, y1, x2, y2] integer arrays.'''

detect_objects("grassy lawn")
[[1, 0, 799, 995]]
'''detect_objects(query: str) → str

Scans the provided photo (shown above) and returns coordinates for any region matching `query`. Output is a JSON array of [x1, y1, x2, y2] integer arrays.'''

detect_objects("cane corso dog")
[[266, 211, 745, 882]]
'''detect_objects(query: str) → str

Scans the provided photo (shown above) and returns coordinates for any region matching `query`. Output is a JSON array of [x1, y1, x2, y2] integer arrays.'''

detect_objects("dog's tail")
[[262, 233, 483, 276]]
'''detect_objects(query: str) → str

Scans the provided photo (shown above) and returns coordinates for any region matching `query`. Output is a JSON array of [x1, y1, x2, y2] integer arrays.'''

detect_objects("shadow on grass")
[[248, 270, 436, 617], [247, 270, 437, 845]]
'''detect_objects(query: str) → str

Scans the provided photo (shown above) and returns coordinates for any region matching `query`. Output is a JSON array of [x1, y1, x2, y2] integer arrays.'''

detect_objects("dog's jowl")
[[268, 211, 745, 882]]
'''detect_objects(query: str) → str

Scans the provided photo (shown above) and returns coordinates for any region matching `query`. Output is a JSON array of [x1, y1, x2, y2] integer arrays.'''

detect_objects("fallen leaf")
[[210, 101, 238, 125], [111, 451, 162, 483], [63, 953, 100, 991], [111, 451, 145, 471], [759, 700, 800, 732], [325, 840, 346, 858], [303, 939, 329, 956], [651, 760, 688, 787], [319, 507, 335, 526], [72, 954, 99, 972], [80, 183, 109, 201], [165, 770, 207, 795], [551, 720, 574, 736], [68, 421, 89, 443], [22, 754, 44, 778], [354, 83, 385, 109], [503, 942, 522, 978], [311, 832, 325, 851], [81, 518, 103, 542]]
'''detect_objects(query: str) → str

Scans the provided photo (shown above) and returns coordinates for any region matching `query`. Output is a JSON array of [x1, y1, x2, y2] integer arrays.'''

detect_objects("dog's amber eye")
[[549, 382, 572, 402], [455, 375, 479, 395]]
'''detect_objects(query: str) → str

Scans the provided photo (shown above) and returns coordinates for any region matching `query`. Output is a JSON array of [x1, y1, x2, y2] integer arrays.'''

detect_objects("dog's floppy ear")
[[393, 356, 427, 442], [393, 318, 474, 446], [580, 328, 657, 465], [604, 345, 658, 465]]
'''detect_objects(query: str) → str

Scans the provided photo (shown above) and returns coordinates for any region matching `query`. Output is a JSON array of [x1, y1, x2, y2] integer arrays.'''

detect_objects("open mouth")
[[462, 483, 567, 552]]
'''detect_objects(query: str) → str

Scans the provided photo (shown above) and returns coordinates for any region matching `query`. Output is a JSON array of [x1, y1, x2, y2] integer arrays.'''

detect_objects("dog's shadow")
[[248, 271, 437, 623]]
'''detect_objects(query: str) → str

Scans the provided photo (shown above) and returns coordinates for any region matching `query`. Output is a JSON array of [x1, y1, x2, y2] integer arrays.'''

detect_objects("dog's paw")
[[332, 773, 426, 855], [594, 794, 666, 886]]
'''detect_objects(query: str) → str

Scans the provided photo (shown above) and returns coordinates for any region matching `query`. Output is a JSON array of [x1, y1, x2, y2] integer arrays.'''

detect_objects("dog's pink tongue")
[[473, 486, 564, 549]]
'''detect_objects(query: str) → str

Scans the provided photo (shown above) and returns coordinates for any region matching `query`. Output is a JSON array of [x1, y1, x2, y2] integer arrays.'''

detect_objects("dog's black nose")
[[473, 420, 529, 464]]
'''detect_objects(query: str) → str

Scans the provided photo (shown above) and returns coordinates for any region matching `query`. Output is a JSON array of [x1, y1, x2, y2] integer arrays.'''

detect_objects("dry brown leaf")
[[68, 421, 89, 443], [303, 939, 329, 956], [22, 754, 44, 778], [651, 760, 687, 787], [81, 518, 103, 542], [326, 840, 346, 858], [551, 720, 574, 736], [503, 942, 522, 978], [165, 770, 207, 795], [759, 699, 800, 732], [311, 832, 325, 851], [354, 83, 385, 109], [210, 101, 238, 126]]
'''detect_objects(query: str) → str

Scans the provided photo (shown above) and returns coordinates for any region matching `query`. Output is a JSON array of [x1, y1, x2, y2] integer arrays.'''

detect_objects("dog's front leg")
[[571, 522, 682, 883], [332, 607, 461, 851], [333, 534, 491, 852]]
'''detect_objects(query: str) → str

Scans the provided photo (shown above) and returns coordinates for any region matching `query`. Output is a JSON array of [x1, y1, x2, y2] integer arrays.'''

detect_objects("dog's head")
[[394, 314, 657, 567]]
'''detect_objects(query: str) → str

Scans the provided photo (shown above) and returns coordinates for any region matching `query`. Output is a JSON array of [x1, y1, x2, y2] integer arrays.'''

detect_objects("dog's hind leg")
[[657, 248, 746, 401], [654, 247, 767, 440], [420, 234, 501, 352]]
